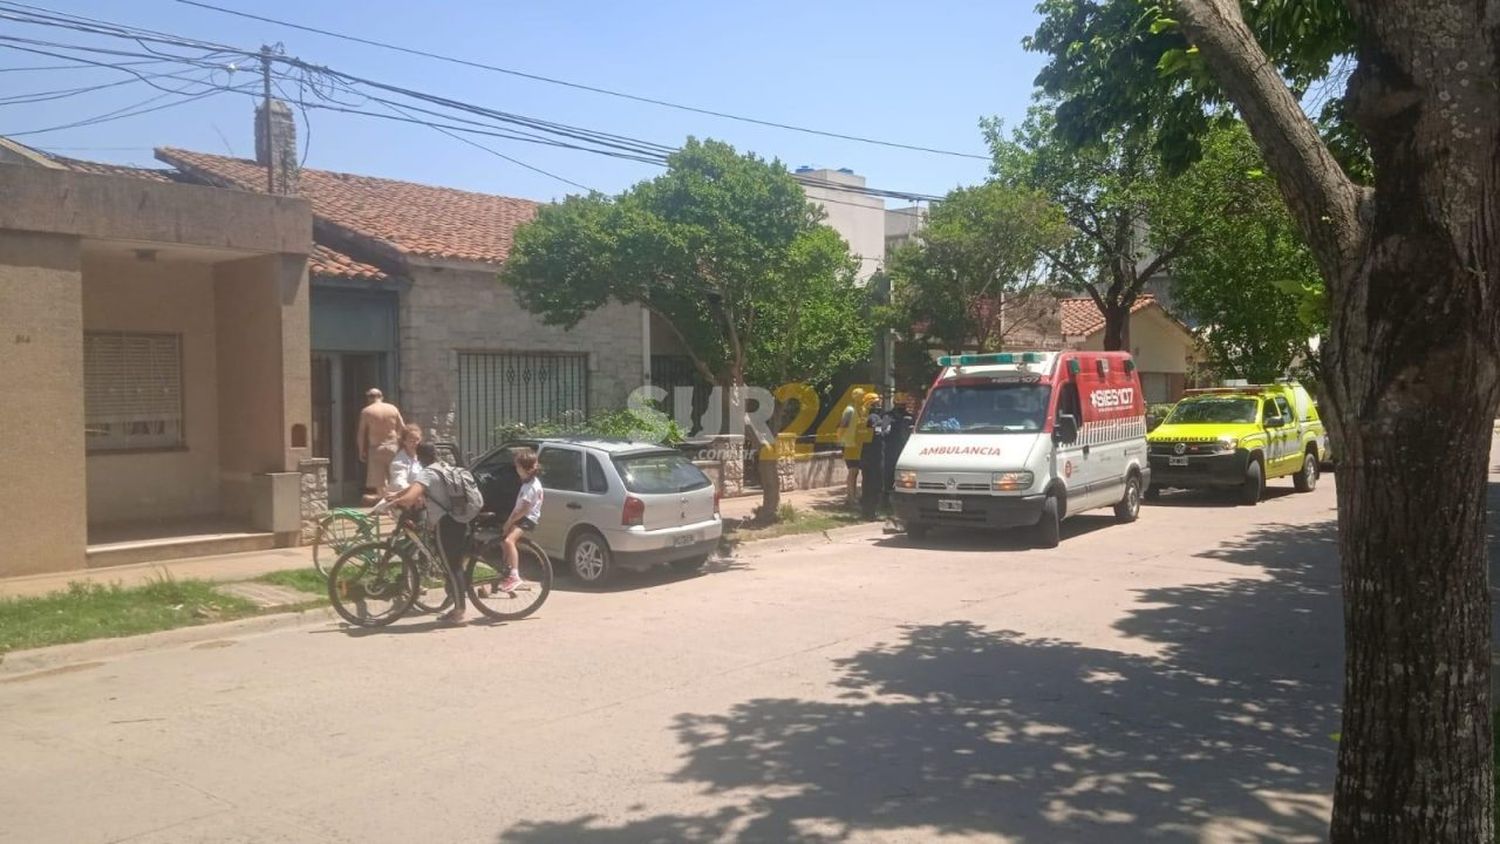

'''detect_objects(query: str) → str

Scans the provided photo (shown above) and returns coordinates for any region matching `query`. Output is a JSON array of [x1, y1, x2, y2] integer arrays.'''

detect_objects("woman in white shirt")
[[386, 424, 424, 495]]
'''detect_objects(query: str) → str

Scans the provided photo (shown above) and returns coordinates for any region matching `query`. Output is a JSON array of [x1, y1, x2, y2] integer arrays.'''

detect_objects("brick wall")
[[397, 262, 646, 445]]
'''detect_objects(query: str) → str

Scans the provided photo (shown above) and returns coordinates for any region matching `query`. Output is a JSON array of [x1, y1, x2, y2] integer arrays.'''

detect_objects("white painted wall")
[[798, 169, 885, 284]]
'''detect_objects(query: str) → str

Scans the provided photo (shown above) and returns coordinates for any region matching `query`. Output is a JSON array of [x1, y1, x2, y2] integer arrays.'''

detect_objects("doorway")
[[312, 351, 389, 504]]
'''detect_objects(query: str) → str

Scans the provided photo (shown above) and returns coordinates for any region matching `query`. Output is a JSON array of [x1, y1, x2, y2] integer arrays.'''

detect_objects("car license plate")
[[1169, 456, 1189, 467], [937, 499, 963, 513], [673, 534, 698, 547]]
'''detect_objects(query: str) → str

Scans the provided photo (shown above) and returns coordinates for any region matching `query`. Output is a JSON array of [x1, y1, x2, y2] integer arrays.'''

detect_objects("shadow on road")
[[497, 519, 1343, 842], [1145, 487, 1298, 509]]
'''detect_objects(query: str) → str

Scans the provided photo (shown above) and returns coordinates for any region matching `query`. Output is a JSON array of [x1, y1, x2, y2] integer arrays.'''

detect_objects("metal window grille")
[[84, 331, 184, 451], [457, 352, 589, 459]]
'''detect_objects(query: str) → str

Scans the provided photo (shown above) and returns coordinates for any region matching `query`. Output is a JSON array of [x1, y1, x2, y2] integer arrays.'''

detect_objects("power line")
[[5, 86, 237, 137], [174, 0, 990, 162]]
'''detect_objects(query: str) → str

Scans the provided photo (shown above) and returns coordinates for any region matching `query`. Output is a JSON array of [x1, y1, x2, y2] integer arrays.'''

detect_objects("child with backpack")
[[382, 447, 486, 623]]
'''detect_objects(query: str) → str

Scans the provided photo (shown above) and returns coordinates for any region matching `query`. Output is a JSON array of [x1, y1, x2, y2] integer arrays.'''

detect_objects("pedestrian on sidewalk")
[[836, 388, 867, 505], [358, 388, 405, 505]]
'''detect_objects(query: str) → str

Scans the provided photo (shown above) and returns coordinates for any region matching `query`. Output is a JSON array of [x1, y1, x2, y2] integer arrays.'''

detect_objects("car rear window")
[[614, 452, 711, 494]]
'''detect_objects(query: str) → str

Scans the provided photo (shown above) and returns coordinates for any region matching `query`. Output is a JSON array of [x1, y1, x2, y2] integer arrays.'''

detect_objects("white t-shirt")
[[513, 476, 544, 524], [387, 450, 422, 494]]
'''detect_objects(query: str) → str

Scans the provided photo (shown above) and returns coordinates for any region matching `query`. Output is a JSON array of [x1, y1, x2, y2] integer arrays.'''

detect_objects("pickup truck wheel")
[[1034, 496, 1061, 549], [1294, 450, 1319, 492], [1114, 474, 1142, 523], [1239, 459, 1264, 506]]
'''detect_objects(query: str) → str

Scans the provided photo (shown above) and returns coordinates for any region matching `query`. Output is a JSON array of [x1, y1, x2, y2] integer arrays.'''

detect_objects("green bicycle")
[[311, 507, 380, 576]]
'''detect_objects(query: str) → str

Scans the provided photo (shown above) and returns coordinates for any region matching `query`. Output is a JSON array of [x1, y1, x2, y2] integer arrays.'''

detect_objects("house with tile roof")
[[154, 103, 647, 501], [1059, 294, 1200, 403], [0, 136, 315, 576]]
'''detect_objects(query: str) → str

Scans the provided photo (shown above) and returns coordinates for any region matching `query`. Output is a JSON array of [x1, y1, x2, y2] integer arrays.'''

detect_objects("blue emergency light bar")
[[938, 352, 1045, 367]]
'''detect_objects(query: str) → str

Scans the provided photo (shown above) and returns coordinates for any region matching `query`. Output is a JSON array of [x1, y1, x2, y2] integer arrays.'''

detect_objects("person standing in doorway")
[[835, 388, 867, 506], [358, 388, 405, 505]]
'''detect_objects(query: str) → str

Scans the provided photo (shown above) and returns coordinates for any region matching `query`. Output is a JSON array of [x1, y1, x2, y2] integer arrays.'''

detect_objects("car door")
[[1274, 395, 1298, 474], [535, 445, 586, 558], [1052, 370, 1091, 510]]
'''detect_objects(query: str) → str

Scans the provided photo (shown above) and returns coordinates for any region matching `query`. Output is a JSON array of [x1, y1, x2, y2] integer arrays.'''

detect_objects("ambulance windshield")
[[1167, 397, 1258, 425], [917, 382, 1051, 434]]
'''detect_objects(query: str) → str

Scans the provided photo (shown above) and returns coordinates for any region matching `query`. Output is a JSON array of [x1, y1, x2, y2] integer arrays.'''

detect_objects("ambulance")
[[892, 350, 1150, 548]]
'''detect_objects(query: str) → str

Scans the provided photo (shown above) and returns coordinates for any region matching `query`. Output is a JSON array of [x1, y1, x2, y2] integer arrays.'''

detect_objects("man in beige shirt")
[[357, 388, 405, 504]]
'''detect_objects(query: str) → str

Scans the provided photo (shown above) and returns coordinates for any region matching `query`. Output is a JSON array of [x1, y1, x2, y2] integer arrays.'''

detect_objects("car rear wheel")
[[568, 529, 614, 587], [1114, 474, 1142, 523], [1240, 459, 1264, 506], [1294, 450, 1319, 492]]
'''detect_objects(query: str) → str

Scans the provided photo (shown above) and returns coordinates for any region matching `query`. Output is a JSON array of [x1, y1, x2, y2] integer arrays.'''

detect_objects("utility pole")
[[259, 45, 273, 193]]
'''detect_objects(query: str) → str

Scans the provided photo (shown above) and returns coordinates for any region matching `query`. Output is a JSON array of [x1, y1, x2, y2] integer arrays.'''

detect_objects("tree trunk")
[[1176, 1, 1500, 839], [756, 400, 787, 525], [1101, 304, 1130, 351]]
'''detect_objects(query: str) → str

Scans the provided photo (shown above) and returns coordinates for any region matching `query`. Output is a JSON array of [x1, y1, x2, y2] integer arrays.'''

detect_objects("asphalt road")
[[1, 477, 1343, 843]]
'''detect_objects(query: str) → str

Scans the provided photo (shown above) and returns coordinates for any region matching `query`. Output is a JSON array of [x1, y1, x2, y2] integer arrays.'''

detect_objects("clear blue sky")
[[4, 1, 1045, 203]]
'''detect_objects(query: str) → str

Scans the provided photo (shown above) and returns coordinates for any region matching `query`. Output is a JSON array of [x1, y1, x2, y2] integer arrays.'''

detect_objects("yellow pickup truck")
[[1146, 382, 1327, 505]]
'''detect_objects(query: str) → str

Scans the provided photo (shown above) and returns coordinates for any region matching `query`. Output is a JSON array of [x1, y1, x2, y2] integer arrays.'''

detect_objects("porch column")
[[213, 253, 310, 543], [0, 231, 86, 575]]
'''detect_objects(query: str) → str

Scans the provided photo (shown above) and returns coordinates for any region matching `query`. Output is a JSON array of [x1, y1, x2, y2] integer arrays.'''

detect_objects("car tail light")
[[622, 495, 645, 527]]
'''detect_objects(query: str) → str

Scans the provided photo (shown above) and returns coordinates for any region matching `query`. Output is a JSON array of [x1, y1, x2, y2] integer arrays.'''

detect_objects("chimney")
[[254, 98, 299, 195]]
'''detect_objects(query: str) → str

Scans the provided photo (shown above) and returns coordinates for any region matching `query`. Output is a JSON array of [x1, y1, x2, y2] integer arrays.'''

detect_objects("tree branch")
[[1176, 0, 1368, 282]]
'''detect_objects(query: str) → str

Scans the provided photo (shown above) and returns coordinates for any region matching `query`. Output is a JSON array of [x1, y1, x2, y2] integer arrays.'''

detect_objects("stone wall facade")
[[298, 457, 330, 543], [396, 260, 647, 453]]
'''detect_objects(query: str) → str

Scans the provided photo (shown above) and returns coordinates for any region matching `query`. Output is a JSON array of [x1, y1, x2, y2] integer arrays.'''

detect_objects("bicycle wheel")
[[411, 546, 457, 615], [467, 536, 552, 621], [326, 541, 418, 627], [313, 510, 372, 576]]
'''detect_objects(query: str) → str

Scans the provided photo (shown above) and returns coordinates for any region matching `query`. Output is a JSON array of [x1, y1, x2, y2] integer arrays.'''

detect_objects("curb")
[[0, 606, 335, 680], [725, 522, 886, 558]]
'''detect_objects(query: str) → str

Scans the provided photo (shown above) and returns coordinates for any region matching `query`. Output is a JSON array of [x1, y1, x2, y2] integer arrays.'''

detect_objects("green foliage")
[[492, 406, 686, 447], [1159, 124, 1325, 381], [887, 180, 1069, 354], [503, 138, 866, 391], [1026, 0, 1361, 175], [0, 577, 259, 653], [255, 568, 328, 595]]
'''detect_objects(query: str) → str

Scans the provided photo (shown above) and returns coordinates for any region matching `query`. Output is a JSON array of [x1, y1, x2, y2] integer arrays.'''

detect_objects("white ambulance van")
[[892, 350, 1150, 548]]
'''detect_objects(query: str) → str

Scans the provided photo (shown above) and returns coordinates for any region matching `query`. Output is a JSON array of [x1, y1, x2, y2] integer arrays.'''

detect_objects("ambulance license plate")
[[1169, 456, 1189, 467], [937, 499, 963, 513]]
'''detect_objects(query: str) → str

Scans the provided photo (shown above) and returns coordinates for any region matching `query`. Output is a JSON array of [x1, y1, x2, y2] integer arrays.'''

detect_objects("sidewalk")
[[0, 546, 314, 601], [0, 486, 853, 601]]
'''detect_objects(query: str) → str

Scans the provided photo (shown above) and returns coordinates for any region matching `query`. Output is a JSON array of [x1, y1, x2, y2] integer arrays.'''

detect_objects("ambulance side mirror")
[[1054, 414, 1079, 445]]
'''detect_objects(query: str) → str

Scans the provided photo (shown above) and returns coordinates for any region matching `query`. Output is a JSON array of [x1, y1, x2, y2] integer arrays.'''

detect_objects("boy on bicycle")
[[383, 446, 472, 623], [497, 448, 543, 593]]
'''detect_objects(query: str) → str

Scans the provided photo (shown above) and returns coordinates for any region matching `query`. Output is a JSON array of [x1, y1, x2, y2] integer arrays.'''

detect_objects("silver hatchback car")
[[469, 437, 722, 586]]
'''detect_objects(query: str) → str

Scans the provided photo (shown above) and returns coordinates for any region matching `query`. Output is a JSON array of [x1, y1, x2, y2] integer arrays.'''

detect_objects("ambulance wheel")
[[1239, 459, 1264, 506], [1114, 473, 1142, 523], [1034, 496, 1061, 549], [1294, 449, 1319, 492]]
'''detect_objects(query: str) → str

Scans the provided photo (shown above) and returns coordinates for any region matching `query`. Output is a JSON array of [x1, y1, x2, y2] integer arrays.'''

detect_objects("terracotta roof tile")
[[156, 148, 539, 264], [309, 244, 390, 282], [1059, 295, 1160, 337]]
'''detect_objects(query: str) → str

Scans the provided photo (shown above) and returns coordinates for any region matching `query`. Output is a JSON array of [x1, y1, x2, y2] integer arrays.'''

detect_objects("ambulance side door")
[[1052, 370, 1090, 509]]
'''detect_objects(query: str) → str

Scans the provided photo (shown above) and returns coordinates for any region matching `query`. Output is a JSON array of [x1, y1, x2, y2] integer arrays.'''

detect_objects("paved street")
[[1, 480, 1343, 843]]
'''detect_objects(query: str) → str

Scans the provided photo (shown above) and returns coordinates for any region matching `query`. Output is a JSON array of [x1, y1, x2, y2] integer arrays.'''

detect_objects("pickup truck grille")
[[1150, 442, 1220, 456]]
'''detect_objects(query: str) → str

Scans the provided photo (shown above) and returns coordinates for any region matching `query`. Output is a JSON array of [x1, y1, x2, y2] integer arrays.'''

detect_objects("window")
[[614, 451, 711, 494], [918, 383, 1052, 434], [1263, 399, 1278, 423], [539, 447, 584, 492], [1140, 373, 1170, 404], [1274, 396, 1293, 422], [84, 332, 184, 451], [586, 454, 610, 494]]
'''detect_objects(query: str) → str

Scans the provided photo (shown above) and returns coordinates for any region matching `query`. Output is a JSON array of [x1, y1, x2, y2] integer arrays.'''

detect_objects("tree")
[[886, 181, 1069, 355], [1028, 1, 1500, 838], [1160, 122, 1326, 381], [502, 138, 867, 524], [986, 108, 1202, 351]]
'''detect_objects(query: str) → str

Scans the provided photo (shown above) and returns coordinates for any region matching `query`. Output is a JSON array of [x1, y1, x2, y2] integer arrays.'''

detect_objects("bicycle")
[[311, 507, 380, 576], [326, 507, 552, 627]]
